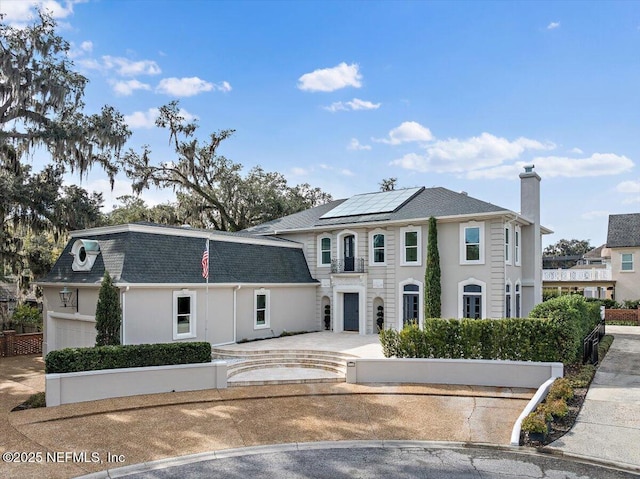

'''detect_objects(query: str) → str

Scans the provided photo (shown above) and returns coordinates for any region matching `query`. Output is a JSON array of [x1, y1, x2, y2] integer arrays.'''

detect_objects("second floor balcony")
[[542, 268, 612, 282], [331, 257, 366, 274]]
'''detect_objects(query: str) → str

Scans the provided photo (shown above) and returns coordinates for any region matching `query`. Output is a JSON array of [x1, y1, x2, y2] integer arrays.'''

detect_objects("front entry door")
[[343, 293, 359, 331]]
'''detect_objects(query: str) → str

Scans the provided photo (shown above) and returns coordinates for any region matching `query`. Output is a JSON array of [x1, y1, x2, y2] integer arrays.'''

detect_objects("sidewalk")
[[547, 325, 640, 470]]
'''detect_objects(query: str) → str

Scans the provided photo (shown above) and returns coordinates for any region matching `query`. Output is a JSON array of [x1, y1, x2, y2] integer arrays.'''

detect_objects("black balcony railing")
[[331, 257, 365, 273]]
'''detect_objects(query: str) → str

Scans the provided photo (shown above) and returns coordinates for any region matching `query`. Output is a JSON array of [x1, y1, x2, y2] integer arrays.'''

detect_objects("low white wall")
[[46, 361, 228, 407], [510, 377, 557, 446], [345, 358, 563, 389]]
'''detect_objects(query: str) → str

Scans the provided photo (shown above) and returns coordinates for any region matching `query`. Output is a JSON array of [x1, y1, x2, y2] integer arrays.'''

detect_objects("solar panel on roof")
[[320, 187, 423, 219]]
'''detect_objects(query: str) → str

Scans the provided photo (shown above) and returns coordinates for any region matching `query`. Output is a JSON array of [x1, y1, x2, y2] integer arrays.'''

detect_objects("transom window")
[[254, 289, 270, 329], [621, 253, 634, 271], [173, 290, 196, 340]]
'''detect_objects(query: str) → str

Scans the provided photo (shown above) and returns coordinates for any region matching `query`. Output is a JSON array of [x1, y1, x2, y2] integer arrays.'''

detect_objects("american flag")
[[201, 241, 209, 279]]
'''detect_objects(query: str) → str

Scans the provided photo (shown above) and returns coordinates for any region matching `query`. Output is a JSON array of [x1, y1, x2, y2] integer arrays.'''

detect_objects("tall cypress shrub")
[[425, 216, 441, 318], [95, 271, 121, 346]]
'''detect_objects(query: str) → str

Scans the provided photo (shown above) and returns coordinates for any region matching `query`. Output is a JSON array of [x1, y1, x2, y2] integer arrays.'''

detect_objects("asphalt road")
[[97, 444, 639, 479]]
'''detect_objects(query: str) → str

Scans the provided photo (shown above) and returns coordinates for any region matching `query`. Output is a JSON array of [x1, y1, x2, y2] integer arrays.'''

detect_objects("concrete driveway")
[[0, 354, 531, 479]]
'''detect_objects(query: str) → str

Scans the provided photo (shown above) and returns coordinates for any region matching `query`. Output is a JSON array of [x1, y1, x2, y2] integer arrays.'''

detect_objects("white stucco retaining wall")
[[46, 361, 228, 407], [345, 358, 563, 389]]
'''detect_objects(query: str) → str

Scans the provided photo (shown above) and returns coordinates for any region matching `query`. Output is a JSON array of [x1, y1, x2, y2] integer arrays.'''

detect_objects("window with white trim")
[[621, 253, 634, 271], [515, 283, 521, 317], [254, 289, 270, 329], [460, 222, 484, 264], [505, 226, 511, 265], [173, 290, 196, 340], [514, 227, 520, 266], [317, 235, 332, 267], [401, 227, 421, 266], [369, 231, 386, 265], [505, 283, 512, 318]]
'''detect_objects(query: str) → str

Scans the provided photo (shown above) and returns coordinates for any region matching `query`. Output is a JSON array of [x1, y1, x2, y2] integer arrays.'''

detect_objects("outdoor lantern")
[[59, 287, 73, 308]]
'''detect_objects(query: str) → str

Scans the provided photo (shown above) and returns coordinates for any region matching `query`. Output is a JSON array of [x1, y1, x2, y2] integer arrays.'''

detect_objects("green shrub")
[[379, 317, 570, 362], [45, 342, 212, 374], [568, 364, 595, 388], [521, 411, 547, 433], [11, 304, 42, 329], [543, 398, 568, 418], [548, 377, 574, 401]]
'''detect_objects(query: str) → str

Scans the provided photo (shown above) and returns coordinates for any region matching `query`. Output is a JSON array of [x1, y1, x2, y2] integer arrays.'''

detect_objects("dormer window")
[[70, 239, 101, 272]]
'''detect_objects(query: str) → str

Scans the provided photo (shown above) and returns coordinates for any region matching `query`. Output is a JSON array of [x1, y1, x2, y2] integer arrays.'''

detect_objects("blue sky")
[[4, 0, 639, 247]]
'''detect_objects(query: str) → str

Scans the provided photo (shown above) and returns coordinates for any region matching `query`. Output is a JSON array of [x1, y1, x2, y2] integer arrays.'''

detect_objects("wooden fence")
[[604, 308, 640, 326], [0, 330, 43, 357]]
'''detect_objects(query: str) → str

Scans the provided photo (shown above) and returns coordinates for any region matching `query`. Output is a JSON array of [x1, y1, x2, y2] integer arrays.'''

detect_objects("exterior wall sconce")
[[59, 287, 78, 312]]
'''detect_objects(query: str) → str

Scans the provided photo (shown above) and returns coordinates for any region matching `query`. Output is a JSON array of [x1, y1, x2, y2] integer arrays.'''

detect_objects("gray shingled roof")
[[40, 230, 316, 285], [607, 213, 640, 248], [244, 187, 509, 234]]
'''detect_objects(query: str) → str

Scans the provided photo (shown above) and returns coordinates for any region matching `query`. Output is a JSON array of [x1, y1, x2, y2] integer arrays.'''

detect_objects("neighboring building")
[[605, 213, 640, 302], [0, 280, 18, 323], [38, 225, 318, 354], [542, 214, 640, 302], [245, 166, 550, 333]]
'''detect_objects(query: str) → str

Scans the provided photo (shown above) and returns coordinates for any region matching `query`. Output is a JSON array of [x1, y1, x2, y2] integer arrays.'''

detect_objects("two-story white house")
[[245, 166, 551, 334]]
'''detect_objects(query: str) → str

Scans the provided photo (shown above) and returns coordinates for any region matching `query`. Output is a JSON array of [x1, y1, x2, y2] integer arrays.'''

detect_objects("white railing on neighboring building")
[[542, 269, 612, 282]]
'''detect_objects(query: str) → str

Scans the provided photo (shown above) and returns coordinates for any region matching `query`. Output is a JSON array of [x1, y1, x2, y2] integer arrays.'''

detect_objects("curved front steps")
[[212, 348, 356, 386]]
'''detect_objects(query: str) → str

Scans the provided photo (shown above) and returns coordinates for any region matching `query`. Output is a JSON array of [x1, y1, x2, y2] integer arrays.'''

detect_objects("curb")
[[72, 440, 640, 479]]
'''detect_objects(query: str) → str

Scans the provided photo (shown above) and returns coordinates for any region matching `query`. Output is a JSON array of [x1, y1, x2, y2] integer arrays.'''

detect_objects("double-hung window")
[[254, 289, 270, 329], [401, 227, 421, 266], [173, 290, 196, 340], [318, 235, 331, 267], [621, 253, 634, 271], [505, 226, 511, 264], [370, 231, 386, 265], [460, 222, 484, 264]]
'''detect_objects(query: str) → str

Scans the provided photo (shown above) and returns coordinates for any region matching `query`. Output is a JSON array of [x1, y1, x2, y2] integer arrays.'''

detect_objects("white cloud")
[[297, 62, 362, 92], [125, 107, 196, 129], [80, 41, 92, 52], [375, 121, 433, 145], [616, 180, 640, 203], [616, 180, 640, 194], [324, 98, 381, 112], [547, 21, 561, 30], [347, 138, 372, 151], [570, 147, 584, 154], [156, 77, 214, 97], [581, 210, 610, 220], [340, 168, 355, 176], [102, 56, 161, 76], [2, 0, 78, 24], [111, 79, 151, 96], [391, 133, 555, 174], [215, 81, 232, 92], [291, 167, 309, 176], [467, 153, 634, 180]]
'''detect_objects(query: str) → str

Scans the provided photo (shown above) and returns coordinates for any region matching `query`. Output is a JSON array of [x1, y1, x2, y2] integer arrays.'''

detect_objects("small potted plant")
[[324, 305, 331, 330]]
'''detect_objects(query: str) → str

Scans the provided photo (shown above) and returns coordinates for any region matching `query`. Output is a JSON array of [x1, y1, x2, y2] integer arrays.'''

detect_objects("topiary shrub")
[[95, 271, 121, 346]]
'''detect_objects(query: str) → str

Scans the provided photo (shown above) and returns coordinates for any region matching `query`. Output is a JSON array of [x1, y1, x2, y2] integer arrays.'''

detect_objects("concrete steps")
[[212, 347, 356, 386]]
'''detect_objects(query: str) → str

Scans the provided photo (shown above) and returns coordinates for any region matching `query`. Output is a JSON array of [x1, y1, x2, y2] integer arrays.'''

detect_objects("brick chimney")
[[519, 165, 542, 315]]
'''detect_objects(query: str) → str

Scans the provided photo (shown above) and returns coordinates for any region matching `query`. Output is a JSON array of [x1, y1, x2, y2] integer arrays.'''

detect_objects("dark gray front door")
[[343, 293, 359, 331]]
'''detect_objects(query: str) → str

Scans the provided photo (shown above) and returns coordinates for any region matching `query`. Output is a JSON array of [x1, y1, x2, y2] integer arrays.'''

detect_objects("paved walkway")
[[548, 325, 640, 470]]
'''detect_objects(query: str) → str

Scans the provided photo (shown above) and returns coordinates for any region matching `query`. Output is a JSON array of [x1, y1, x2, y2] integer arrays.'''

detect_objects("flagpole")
[[205, 238, 209, 342]]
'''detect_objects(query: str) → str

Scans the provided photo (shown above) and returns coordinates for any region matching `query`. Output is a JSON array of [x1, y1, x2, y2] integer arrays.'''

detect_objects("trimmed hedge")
[[380, 295, 601, 365], [45, 342, 212, 374], [380, 318, 565, 362]]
